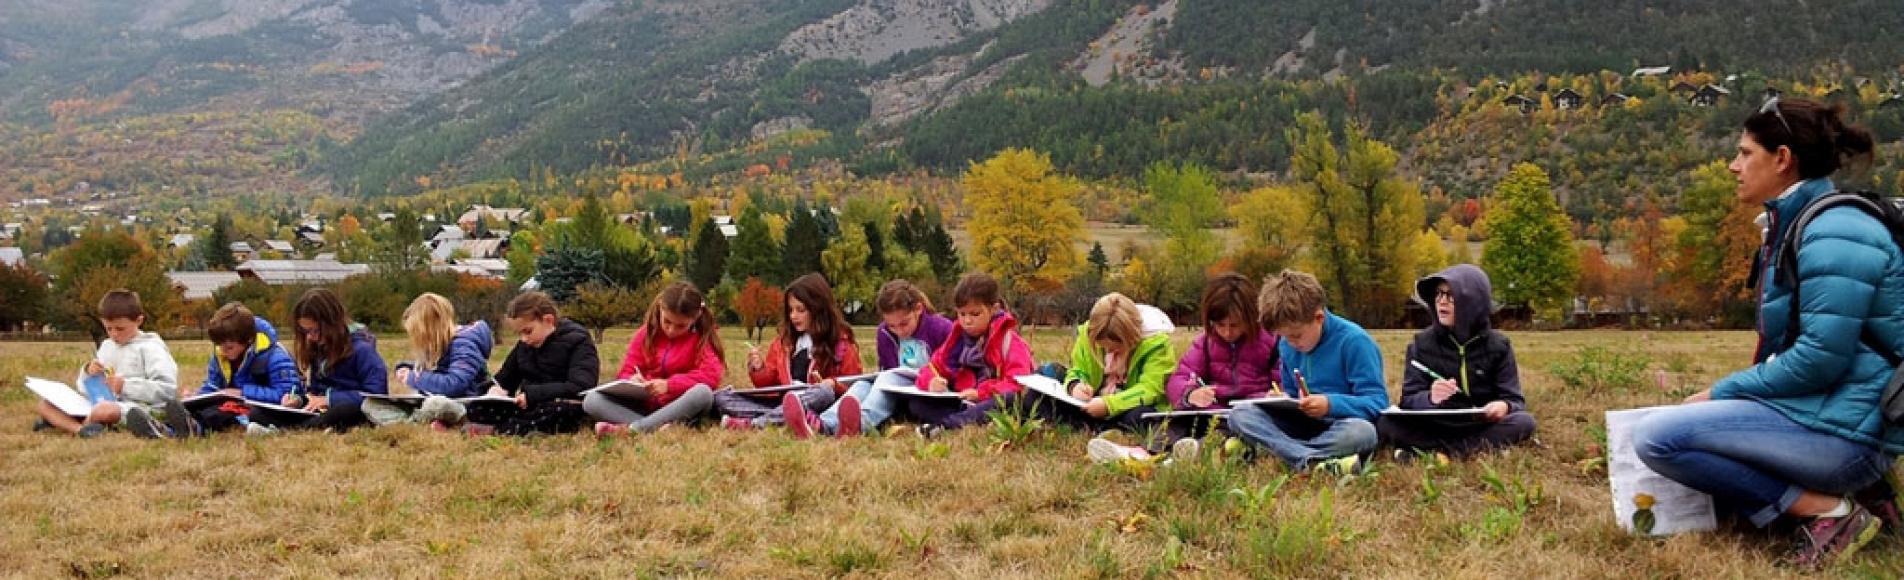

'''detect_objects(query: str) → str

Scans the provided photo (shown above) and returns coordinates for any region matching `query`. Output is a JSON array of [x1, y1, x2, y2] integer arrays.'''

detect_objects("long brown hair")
[[643, 281, 724, 363], [780, 273, 855, 375], [293, 287, 355, 372], [1200, 273, 1262, 340]]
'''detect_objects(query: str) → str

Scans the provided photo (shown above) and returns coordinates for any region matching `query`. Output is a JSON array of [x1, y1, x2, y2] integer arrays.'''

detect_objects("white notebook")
[[1013, 374, 1089, 409], [25, 377, 93, 417]]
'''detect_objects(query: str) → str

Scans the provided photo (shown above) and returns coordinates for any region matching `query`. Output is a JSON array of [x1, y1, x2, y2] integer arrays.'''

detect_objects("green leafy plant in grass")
[[1227, 474, 1293, 516], [1548, 346, 1652, 393], [1464, 462, 1546, 542], [1418, 470, 1444, 507], [984, 394, 1046, 450], [1234, 487, 1353, 576]]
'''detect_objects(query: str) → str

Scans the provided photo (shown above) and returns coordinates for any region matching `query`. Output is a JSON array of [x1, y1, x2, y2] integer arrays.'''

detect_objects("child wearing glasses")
[[1377, 264, 1535, 459]]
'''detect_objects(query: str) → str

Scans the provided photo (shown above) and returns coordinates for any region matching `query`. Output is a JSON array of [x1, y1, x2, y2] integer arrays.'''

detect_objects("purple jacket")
[[875, 312, 956, 371], [1165, 330, 1282, 409]]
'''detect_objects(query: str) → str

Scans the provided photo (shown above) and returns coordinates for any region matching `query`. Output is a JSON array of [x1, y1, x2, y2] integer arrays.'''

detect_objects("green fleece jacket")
[[1064, 304, 1179, 415]]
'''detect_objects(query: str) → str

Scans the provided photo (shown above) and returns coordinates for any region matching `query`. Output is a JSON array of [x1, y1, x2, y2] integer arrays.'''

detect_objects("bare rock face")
[[865, 48, 1024, 128], [779, 0, 1054, 64], [751, 116, 813, 141]]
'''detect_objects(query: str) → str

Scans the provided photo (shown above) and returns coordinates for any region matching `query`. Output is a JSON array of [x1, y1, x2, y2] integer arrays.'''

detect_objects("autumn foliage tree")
[[1481, 163, 1580, 322], [49, 228, 181, 338], [0, 262, 49, 331], [733, 277, 783, 340], [1285, 113, 1429, 324], [964, 148, 1084, 298]]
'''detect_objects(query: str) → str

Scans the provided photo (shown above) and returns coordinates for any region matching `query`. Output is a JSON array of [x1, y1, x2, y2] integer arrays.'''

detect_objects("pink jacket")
[[618, 327, 725, 410], [1165, 330, 1281, 409], [916, 311, 1035, 400]]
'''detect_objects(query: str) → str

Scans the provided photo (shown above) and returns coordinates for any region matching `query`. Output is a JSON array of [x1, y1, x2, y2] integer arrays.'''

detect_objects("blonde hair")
[[404, 293, 457, 370], [1086, 293, 1143, 353], [1258, 269, 1326, 329]]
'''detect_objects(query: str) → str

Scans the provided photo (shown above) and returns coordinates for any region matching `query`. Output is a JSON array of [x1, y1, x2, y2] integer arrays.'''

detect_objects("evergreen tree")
[[687, 216, 730, 291], [199, 213, 239, 270], [863, 222, 887, 272], [1088, 241, 1110, 280], [727, 206, 784, 284], [783, 200, 826, 279]]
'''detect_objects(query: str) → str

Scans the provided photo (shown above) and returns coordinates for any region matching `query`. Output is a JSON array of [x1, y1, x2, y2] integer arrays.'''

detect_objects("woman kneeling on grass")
[[1634, 97, 1903, 569]]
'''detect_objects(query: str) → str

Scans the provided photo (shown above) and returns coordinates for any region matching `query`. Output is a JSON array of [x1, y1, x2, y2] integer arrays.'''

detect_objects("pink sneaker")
[[721, 415, 754, 431], [837, 395, 862, 438], [784, 392, 817, 439], [594, 422, 628, 438], [464, 423, 497, 437], [429, 420, 450, 433]]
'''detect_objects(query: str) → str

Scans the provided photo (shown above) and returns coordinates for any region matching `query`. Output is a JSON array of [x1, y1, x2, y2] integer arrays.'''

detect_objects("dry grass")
[[2, 328, 1901, 578]]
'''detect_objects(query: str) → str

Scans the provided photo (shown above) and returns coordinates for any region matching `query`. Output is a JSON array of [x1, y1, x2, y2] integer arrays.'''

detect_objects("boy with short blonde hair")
[[1229, 270, 1387, 472]]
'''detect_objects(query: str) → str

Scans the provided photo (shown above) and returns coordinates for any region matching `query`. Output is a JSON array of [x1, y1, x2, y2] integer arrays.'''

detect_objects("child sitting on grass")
[[1228, 270, 1386, 473], [585, 281, 721, 436], [32, 289, 180, 439], [1378, 264, 1535, 459]]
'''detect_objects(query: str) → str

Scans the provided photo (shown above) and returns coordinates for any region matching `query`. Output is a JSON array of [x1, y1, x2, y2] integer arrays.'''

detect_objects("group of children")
[[32, 264, 1538, 473]]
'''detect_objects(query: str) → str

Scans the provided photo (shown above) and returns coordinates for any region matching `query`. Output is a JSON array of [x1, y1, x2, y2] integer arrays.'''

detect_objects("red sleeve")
[[666, 338, 726, 393], [617, 330, 647, 381], [829, 341, 865, 395]]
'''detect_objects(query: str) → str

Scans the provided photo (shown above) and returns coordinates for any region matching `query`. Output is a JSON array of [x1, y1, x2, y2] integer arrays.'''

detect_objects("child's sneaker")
[[1314, 454, 1361, 476], [31, 418, 51, 432], [1171, 438, 1202, 462], [77, 424, 107, 438], [594, 422, 629, 438], [463, 423, 497, 437], [1087, 436, 1151, 464], [1787, 502, 1882, 569], [784, 393, 817, 439], [162, 399, 200, 438], [721, 415, 754, 431], [245, 423, 279, 437], [429, 420, 451, 433], [837, 395, 862, 438], [124, 406, 167, 439], [916, 424, 945, 440]]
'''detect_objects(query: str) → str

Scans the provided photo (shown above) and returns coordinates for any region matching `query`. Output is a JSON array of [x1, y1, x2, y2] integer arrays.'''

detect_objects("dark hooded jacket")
[[495, 319, 600, 406], [1399, 265, 1526, 412]]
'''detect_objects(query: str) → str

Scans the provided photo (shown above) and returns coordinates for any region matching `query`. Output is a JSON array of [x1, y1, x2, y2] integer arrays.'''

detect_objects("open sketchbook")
[[1228, 396, 1302, 412], [180, 391, 319, 422], [1381, 406, 1489, 418], [363, 392, 516, 406], [1014, 375, 1090, 409], [584, 380, 648, 399], [835, 368, 919, 386], [1140, 408, 1232, 420], [876, 383, 964, 399], [25, 377, 102, 417]]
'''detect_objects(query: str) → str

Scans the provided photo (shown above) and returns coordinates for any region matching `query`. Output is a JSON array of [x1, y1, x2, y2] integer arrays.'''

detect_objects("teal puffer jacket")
[[1713, 178, 1904, 454]]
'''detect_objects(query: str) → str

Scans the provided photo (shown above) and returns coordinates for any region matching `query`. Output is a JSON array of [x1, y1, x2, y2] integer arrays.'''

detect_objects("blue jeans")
[[1634, 399, 1891, 528], [820, 371, 912, 434], [1229, 405, 1377, 470]]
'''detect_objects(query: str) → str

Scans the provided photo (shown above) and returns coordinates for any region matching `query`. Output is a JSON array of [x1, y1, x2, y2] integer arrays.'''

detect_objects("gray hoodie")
[[77, 331, 180, 409]]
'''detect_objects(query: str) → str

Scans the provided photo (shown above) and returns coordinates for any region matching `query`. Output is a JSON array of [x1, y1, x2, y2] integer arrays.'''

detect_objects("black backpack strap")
[[1776, 192, 1899, 353]]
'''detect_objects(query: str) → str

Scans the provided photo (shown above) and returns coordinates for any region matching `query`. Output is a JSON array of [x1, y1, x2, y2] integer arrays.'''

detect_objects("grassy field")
[[2, 327, 1901, 578]]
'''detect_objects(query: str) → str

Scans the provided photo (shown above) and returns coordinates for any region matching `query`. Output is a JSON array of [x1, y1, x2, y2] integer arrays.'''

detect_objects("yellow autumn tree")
[[963, 148, 1084, 296]]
